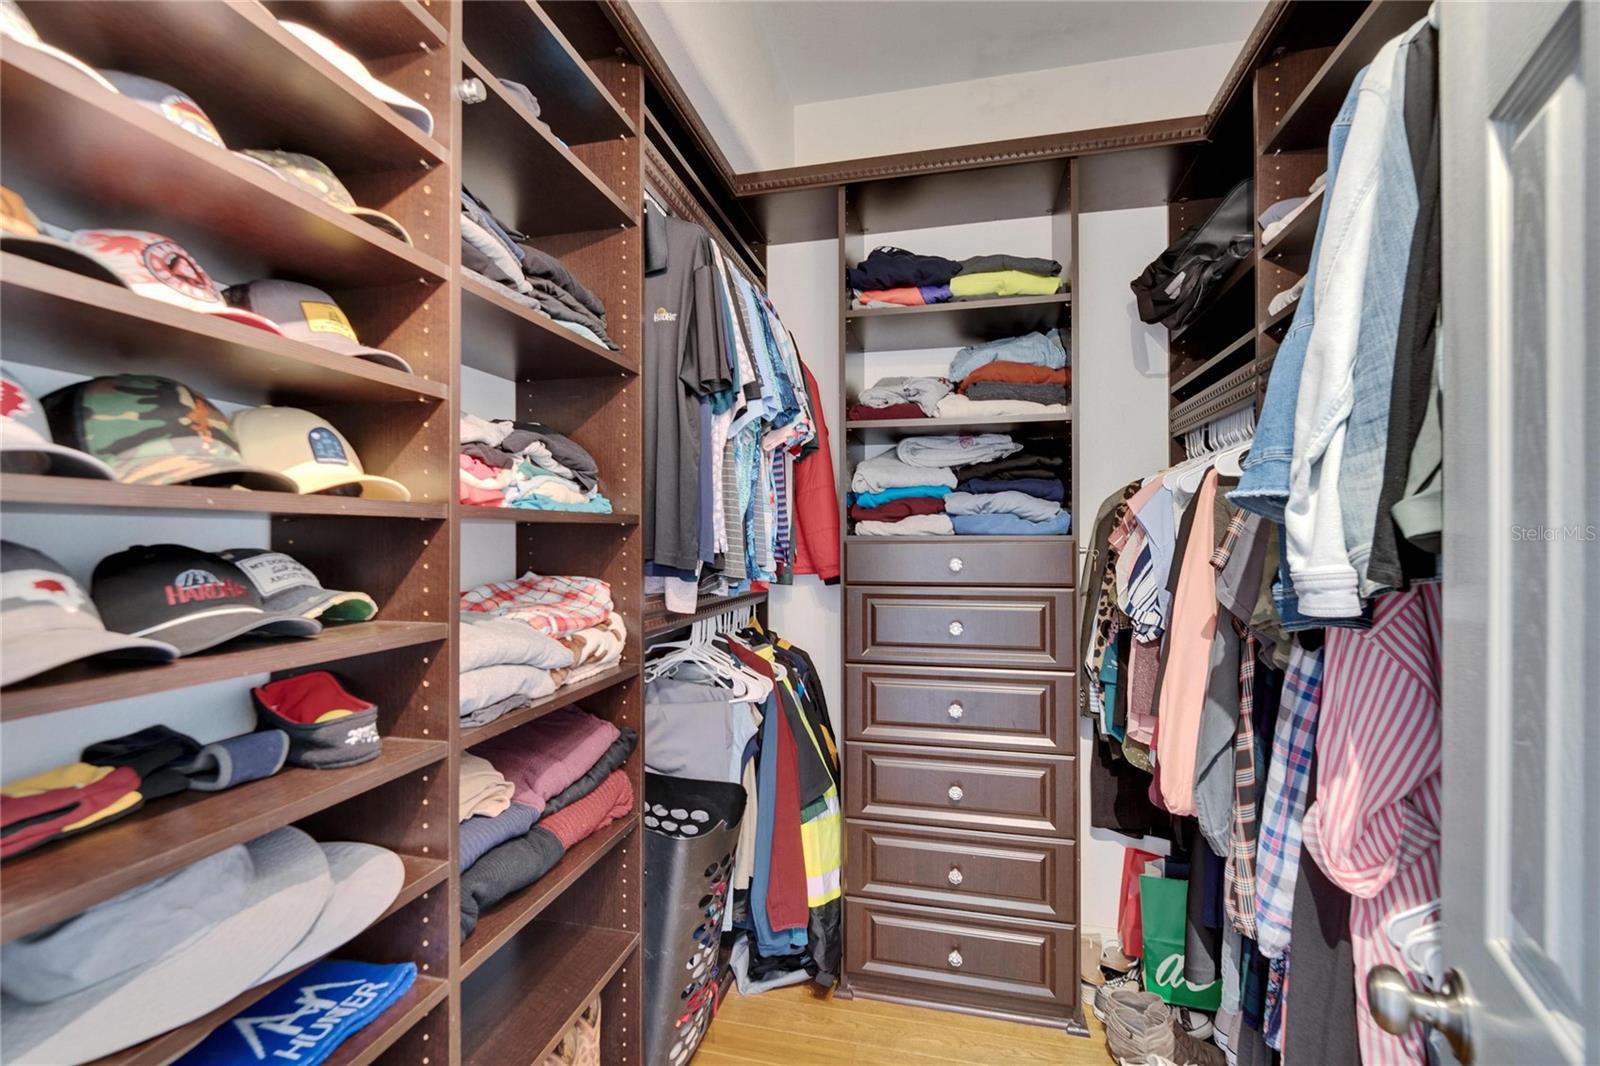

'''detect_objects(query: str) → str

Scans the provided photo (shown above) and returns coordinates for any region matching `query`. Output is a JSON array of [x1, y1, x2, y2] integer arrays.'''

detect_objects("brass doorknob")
[[1367, 966, 1473, 1064]]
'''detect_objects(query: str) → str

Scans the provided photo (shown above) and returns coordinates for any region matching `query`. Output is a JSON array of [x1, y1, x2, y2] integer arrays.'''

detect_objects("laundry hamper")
[[641, 774, 746, 1066]]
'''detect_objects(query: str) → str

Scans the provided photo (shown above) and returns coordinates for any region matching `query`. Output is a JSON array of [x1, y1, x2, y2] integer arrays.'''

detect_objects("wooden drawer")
[[846, 663, 1074, 754], [846, 586, 1073, 669], [845, 742, 1074, 837], [847, 820, 1077, 922], [847, 537, 1075, 588], [845, 897, 1078, 1025]]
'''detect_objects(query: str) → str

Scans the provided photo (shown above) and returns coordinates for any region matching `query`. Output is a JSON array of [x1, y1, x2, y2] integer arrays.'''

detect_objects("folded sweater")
[[964, 381, 1069, 406], [961, 476, 1064, 501], [849, 496, 947, 522], [950, 270, 1062, 299], [949, 330, 1068, 383], [852, 484, 952, 509], [895, 433, 1019, 469], [934, 394, 1067, 419], [850, 454, 956, 493], [855, 514, 954, 537], [952, 511, 1072, 536], [957, 361, 1071, 391], [944, 489, 1062, 522], [458, 802, 537, 871], [472, 707, 620, 814]]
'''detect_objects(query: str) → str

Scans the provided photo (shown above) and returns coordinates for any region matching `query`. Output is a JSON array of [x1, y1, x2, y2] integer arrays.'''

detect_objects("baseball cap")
[[0, 0, 118, 93], [90, 544, 323, 657], [0, 827, 331, 1065], [42, 374, 300, 491], [0, 186, 123, 286], [252, 671, 382, 769], [218, 547, 378, 623], [0, 370, 115, 479], [222, 280, 414, 373], [50, 230, 284, 333], [277, 21, 435, 136], [232, 406, 412, 501], [98, 71, 226, 147], [0, 541, 180, 687], [234, 150, 412, 245]]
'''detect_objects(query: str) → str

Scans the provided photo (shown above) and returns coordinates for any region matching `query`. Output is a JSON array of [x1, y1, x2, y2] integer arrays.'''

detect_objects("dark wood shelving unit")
[[460, 663, 641, 745], [460, 270, 638, 378], [845, 291, 1071, 352], [461, 924, 640, 1065], [0, 475, 449, 519], [642, 589, 769, 636], [462, 0, 635, 144], [455, 504, 639, 524], [1170, 330, 1256, 398], [1261, 189, 1323, 261], [459, 815, 639, 977], [459, 49, 634, 236]]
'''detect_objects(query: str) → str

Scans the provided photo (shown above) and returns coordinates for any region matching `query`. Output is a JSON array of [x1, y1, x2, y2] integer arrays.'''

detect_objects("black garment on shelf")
[[1130, 179, 1253, 330], [959, 253, 1062, 277], [81, 725, 200, 801], [1368, 21, 1441, 590], [543, 726, 637, 819], [845, 246, 962, 290], [954, 451, 1067, 485]]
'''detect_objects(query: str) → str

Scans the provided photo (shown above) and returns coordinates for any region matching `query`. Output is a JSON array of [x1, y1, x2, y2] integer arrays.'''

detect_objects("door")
[[1440, 2, 1597, 1063]]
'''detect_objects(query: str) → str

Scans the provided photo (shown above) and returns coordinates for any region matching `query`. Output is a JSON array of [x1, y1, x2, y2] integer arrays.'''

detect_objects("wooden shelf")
[[461, 923, 639, 1065], [0, 48, 447, 288], [87, 857, 448, 1066], [1, 738, 449, 941], [1, 256, 447, 405], [1261, 188, 1322, 260], [844, 534, 1074, 545], [327, 975, 450, 1066], [0, 621, 450, 721], [462, 0, 635, 144], [1170, 330, 1256, 397], [0, 474, 449, 520], [460, 271, 637, 379], [263, 0, 449, 52], [460, 49, 633, 236], [21, 0, 447, 173], [1261, 0, 1434, 153], [643, 589, 768, 636], [845, 412, 1070, 444], [1261, 298, 1301, 336], [461, 663, 639, 745], [846, 292, 1070, 352], [1168, 257, 1254, 344], [1170, 362, 1262, 438], [455, 504, 638, 525], [460, 815, 638, 977]]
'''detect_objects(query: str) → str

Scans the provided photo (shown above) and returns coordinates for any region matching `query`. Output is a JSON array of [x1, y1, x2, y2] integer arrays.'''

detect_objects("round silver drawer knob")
[[947, 784, 964, 803], [947, 867, 964, 886], [947, 556, 964, 573], [947, 620, 964, 637], [946, 702, 964, 720], [947, 949, 963, 969]]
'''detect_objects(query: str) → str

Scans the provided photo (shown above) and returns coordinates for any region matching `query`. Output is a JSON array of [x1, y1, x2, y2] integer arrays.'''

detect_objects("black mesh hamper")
[[642, 773, 746, 1066]]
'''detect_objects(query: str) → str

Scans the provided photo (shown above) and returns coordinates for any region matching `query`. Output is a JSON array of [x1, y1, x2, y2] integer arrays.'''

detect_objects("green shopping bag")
[[1139, 874, 1222, 1010]]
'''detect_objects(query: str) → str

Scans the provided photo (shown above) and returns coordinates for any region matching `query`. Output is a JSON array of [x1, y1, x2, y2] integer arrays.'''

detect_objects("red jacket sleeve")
[[791, 361, 841, 583]]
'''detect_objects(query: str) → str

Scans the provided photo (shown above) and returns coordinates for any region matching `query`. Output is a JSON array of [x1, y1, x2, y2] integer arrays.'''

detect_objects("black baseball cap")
[[91, 545, 322, 657]]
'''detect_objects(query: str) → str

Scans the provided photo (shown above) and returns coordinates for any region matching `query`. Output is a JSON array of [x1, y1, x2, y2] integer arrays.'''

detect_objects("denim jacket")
[[1230, 67, 1368, 523], [1285, 32, 1409, 619]]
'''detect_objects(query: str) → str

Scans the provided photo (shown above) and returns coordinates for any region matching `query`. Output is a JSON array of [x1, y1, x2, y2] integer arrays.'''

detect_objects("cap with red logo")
[[0, 541, 179, 687], [90, 544, 321, 658], [0, 370, 115, 480], [54, 231, 284, 333]]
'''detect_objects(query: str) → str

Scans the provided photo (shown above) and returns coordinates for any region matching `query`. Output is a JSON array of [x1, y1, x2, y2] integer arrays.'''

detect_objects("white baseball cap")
[[279, 21, 434, 137]]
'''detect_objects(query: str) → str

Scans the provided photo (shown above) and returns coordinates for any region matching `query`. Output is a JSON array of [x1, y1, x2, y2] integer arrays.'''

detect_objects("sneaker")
[[1092, 963, 1142, 1021], [1168, 1019, 1225, 1066], [1101, 938, 1139, 975], [1177, 1007, 1215, 1041], [1103, 989, 1175, 1064]]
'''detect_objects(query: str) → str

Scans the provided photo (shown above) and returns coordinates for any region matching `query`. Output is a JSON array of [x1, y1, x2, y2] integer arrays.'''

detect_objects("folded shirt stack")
[[458, 413, 613, 513], [845, 375, 951, 421], [458, 615, 575, 728], [937, 329, 1071, 416], [461, 189, 619, 351], [459, 711, 638, 936], [846, 249, 1064, 308], [949, 447, 1073, 536], [849, 434, 1029, 537]]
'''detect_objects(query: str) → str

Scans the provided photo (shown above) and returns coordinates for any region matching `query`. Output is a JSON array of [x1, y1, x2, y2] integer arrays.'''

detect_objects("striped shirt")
[[1303, 582, 1442, 1066], [1253, 642, 1324, 959]]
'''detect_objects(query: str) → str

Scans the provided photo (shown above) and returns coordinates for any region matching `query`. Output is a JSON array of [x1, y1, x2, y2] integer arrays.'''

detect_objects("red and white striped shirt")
[[1303, 581, 1442, 1065]]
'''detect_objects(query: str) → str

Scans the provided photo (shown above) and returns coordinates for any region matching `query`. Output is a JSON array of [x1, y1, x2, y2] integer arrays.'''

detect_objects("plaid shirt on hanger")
[[1253, 643, 1324, 959]]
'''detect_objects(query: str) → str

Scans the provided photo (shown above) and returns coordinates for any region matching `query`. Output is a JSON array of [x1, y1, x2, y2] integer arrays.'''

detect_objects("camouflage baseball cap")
[[233, 150, 412, 245], [40, 375, 299, 491]]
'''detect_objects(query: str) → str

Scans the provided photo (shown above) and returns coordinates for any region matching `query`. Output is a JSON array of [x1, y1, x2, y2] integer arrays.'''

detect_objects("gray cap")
[[222, 280, 413, 373], [0, 371, 116, 481], [217, 547, 378, 622]]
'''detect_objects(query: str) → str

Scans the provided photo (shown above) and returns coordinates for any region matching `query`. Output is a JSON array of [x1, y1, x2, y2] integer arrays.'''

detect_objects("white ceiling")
[[748, 1, 1267, 105]]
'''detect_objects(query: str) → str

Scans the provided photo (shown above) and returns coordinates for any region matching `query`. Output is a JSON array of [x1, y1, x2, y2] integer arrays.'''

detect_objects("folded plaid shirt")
[[461, 573, 613, 637], [1253, 641, 1323, 959]]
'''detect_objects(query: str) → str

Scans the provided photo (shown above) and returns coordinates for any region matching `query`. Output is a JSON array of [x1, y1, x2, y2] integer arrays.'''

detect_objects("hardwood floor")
[[695, 983, 1109, 1065]]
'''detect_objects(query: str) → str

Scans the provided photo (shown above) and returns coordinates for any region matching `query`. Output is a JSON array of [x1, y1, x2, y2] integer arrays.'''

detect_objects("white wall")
[[763, 239, 843, 734], [1072, 202, 1177, 935], [791, 42, 1241, 167]]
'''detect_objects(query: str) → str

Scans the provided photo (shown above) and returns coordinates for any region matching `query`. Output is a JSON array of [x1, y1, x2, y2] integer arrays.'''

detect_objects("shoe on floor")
[[1176, 1006, 1215, 1041], [1103, 989, 1175, 1065], [1082, 933, 1106, 987], [1100, 938, 1138, 975], [1168, 1018, 1225, 1066]]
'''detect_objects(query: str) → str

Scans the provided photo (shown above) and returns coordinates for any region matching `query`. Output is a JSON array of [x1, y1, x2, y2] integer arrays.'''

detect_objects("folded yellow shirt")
[[949, 269, 1062, 298]]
